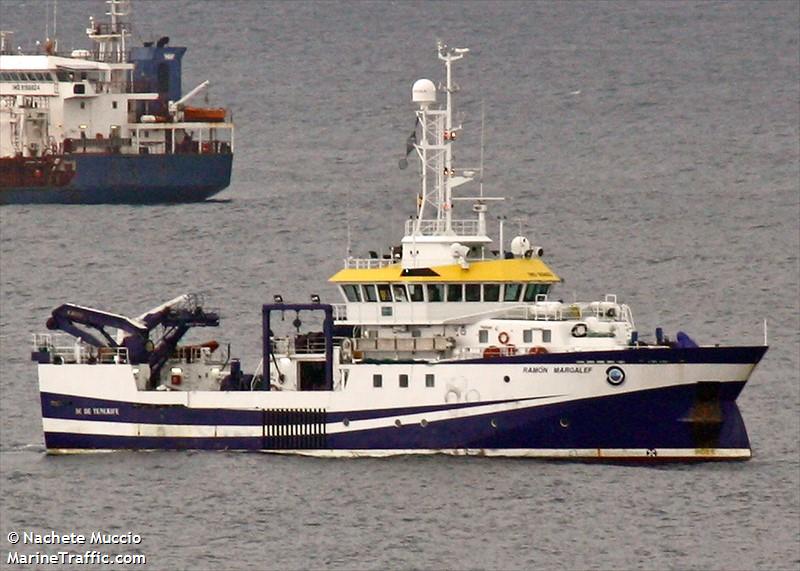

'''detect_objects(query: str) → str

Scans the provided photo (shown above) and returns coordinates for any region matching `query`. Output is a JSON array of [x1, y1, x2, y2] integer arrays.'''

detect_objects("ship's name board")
[[523, 366, 593, 374], [12, 83, 41, 91]]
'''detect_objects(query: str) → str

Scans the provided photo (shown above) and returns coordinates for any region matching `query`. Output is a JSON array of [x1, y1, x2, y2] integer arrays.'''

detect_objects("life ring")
[[498, 331, 510, 345], [483, 346, 502, 359], [571, 323, 588, 338], [528, 346, 548, 355]]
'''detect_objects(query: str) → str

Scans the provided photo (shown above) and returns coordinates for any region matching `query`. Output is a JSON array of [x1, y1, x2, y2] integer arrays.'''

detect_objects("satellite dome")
[[412, 79, 437, 108], [510, 236, 531, 257]]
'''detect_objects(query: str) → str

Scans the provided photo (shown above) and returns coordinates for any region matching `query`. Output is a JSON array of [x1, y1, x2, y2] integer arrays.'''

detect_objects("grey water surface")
[[1, 1, 798, 569]]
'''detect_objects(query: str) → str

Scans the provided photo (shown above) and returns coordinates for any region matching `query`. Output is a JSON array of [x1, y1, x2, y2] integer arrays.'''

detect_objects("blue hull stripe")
[[459, 345, 767, 365], [42, 382, 750, 451]]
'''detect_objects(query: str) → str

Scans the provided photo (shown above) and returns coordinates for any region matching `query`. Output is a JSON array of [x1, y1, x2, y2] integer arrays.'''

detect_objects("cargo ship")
[[0, 0, 233, 204]]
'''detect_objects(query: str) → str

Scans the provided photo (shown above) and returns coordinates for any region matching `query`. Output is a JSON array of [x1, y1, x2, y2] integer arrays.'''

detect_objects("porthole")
[[342, 418, 350, 427], [490, 419, 498, 428], [559, 417, 570, 428], [394, 419, 402, 427], [503, 375, 510, 383], [420, 419, 428, 427]]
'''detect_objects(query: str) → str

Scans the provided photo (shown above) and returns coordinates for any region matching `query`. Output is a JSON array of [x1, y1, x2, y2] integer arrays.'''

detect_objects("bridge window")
[[74, 84, 85, 94], [465, 284, 481, 302], [447, 284, 463, 302], [341, 284, 361, 302], [373, 374, 382, 388], [392, 284, 408, 302], [483, 284, 500, 302], [362, 284, 377, 302], [408, 284, 424, 302], [399, 374, 409, 388], [524, 283, 549, 302], [504, 283, 523, 302], [377, 284, 393, 302], [427, 284, 444, 302]]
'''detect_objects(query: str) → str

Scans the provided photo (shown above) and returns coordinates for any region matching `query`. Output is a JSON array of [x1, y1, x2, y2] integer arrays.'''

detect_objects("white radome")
[[412, 78, 437, 107]]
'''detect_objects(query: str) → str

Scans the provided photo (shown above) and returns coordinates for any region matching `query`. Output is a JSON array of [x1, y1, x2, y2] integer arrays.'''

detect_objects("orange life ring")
[[528, 346, 548, 355], [498, 331, 510, 345], [483, 346, 502, 359]]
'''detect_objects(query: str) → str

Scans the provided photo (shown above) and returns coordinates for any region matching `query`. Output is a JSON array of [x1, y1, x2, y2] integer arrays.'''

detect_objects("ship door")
[[298, 360, 327, 391]]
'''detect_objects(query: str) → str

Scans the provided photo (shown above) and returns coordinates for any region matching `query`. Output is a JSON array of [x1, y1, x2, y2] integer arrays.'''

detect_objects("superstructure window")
[[342, 284, 361, 302], [479, 330, 489, 343], [73, 84, 85, 94], [425, 374, 435, 388], [465, 284, 481, 302], [504, 283, 523, 302], [392, 284, 408, 302], [523, 330, 533, 343], [447, 284, 463, 302], [408, 284, 424, 302], [377, 284, 393, 302], [373, 374, 383, 388], [542, 329, 552, 343], [362, 284, 377, 302], [427, 284, 444, 302], [399, 374, 409, 388], [483, 284, 500, 302]]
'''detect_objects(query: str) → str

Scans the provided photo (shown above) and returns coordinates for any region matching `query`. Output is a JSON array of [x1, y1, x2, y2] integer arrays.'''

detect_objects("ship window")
[[479, 330, 489, 343], [392, 284, 408, 302], [465, 284, 481, 302], [523, 330, 533, 343], [342, 284, 361, 302], [373, 374, 382, 388], [377, 284, 393, 302], [10, 72, 21, 81], [524, 283, 546, 302], [408, 284, 424, 302], [80, 102, 85, 109], [399, 374, 409, 388], [447, 284, 463, 302], [425, 374, 435, 388], [362, 284, 377, 302], [56, 71, 70, 81], [483, 284, 500, 302], [381, 306, 392, 316], [80, 71, 87, 80], [426, 284, 444, 302], [504, 283, 523, 302], [73, 84, 85, 94], [542, 329, 552, 343], [112, 101, 118, 109]]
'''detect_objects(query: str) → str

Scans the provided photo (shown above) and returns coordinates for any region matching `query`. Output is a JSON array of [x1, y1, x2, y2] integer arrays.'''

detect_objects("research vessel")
[[0, 0, 233, 204], [32, 43, 766, 459]]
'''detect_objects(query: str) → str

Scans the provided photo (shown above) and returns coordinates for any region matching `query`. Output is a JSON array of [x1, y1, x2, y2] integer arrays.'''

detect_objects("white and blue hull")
[[38, 346, 764, 460]]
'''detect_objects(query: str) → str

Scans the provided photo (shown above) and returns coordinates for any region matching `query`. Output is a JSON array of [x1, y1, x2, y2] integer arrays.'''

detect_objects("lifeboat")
[[183, 106, 226, 122]]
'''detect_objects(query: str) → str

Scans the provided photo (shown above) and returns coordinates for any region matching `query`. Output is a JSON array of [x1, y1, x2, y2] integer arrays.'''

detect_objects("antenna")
[[479, 99, 485, 197]]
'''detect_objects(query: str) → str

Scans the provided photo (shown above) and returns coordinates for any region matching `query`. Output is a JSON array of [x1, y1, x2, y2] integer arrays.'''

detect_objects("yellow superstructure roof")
[[329, 258, 561, 284]]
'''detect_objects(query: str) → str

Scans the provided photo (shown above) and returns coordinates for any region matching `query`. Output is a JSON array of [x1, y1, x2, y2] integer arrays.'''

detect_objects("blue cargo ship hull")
[[0, 153, 233, 204]]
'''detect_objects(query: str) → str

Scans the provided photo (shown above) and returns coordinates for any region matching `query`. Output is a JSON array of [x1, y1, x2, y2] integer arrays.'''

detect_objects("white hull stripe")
[[43, 446, 752, 459]]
